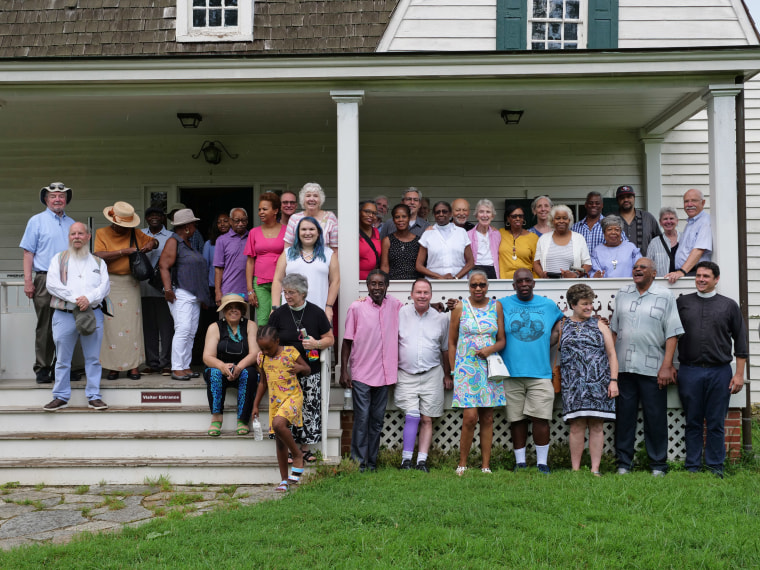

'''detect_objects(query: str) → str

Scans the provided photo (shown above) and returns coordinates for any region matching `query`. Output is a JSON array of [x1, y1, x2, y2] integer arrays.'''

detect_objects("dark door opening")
[[179, 186, 254, 242]]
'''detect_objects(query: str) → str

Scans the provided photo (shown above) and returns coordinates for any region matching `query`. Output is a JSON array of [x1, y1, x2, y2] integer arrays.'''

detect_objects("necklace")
[[226, 322, 243, 343], [69, 256, 87, 278], [289, 306, 306, 338], [511, 233, 521, 260], [300, 250, 316, 264]]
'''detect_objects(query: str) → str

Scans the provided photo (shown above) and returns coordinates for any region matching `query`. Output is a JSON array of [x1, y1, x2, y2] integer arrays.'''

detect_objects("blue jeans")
[[351, 380, 389, 471], [615, 373, 668, 471], [52, 308, 104, 402], [677, 364, 732, 473]]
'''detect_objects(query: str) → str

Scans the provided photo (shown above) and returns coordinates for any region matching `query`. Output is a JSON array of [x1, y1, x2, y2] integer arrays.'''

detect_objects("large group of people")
[[20, 180, 746, 487]]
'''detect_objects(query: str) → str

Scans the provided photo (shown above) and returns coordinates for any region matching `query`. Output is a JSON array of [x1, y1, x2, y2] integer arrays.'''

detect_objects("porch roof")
[[1, 47, 760, 141]]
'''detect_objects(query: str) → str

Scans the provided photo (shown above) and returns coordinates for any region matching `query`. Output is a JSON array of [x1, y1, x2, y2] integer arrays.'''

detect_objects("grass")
[[143, 475, 173, 492], [73, 485, 89, 495], [1, 463, 759, 568], [165, 493, 203, 507], [95, 496, 125, 511]]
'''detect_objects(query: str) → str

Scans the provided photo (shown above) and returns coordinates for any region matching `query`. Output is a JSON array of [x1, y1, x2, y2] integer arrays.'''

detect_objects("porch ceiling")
[[1, 49, 758, 139]]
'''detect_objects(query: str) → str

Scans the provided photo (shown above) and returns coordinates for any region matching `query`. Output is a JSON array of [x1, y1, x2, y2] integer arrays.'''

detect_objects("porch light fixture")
[[177, 113, 202, 129], [500, 109, 524, 125], [192, 140, 239, 165]]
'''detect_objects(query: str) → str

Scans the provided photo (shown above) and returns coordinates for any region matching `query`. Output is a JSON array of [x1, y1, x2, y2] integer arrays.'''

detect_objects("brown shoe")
[[43, 398, 68, 412], [141, 367, 157, 375], [161, 368, 171, 376], [88, 399, 109, 410]]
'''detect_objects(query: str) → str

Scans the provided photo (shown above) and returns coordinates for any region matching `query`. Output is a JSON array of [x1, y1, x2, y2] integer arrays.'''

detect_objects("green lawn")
[[2, 466, 759, 568]]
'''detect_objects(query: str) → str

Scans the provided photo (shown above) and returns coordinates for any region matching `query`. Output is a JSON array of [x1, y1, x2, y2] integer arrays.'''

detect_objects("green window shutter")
[[587, 0, 619, 49], [496, 0, 527, 50]]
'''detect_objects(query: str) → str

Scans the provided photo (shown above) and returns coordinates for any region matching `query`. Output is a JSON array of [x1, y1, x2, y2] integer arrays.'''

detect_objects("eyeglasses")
[[283, 290, 301, 297], [361, 209, 377, 215], [231, 218, 248, 224], [469, 282, 487, 289], [281, 200, 297, 205], [509, 214, 525, 219], [434, 210, 450, 215]]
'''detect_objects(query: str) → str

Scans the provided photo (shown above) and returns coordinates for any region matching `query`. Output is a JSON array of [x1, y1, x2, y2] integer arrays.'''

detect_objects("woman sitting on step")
[[202, 294, 260, 437]]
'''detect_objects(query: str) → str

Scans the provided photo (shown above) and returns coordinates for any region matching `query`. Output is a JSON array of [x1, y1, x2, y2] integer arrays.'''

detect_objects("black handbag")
[[128, 229, 153, 281]]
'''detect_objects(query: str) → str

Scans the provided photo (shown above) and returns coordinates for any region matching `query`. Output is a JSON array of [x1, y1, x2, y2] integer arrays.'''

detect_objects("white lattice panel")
[[382, 407, 687, 460]]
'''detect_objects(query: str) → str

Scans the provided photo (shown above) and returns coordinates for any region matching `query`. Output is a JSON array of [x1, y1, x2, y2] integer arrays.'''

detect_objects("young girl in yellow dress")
[[253, 325, 311, 492]]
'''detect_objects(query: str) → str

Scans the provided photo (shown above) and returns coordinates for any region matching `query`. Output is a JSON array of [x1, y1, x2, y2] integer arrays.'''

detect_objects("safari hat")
[[40, 182, 72, 205], [103, 202, 141, 228]]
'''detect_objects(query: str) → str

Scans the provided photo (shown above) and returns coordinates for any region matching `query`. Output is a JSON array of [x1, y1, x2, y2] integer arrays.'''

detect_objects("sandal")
[[456, 466, 468, 476], [302, 450, 317, 463], [289, 467, 305, 485], [275, 480, 289, 493], [207, 421, 222, 437], [592, 471, 603, 477], [236, 420, 250, 436], [481, 467, 492, 474]]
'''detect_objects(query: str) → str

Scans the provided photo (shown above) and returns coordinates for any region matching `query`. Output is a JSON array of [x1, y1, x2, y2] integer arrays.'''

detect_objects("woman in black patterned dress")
[[380, 203, 420, 280], [268, 272, 334, 462], [559, 284, 619, 476]]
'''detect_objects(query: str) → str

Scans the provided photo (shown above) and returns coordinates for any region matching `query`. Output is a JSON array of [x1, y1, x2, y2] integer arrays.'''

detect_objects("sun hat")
[[171, 208, 200, 227], [103, 201, 141, 228], [217, 293, 248, 313], [40, 182, 72, 205]]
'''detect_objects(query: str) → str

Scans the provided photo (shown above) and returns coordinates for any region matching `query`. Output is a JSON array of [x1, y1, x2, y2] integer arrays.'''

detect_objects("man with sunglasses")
[[20, 182, 80, 384], [609, 258, 683, 477]]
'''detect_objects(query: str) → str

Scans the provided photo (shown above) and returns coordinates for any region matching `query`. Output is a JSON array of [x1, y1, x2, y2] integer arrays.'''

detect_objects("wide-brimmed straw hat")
[[217, 293, 247, 313], [171, 208, 200, 227], [103, 201, 141, 228], [40, 182, 72, 205]]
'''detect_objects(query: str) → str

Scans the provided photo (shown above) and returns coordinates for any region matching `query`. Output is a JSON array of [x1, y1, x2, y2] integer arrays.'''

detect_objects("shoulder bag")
[[464, 299, 510, 381], [128, 229, 153, 281]]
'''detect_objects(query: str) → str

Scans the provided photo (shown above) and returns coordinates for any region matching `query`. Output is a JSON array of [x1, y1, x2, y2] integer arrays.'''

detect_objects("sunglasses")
[[434, 210, 450, 215], [469, 282, 487, 289]]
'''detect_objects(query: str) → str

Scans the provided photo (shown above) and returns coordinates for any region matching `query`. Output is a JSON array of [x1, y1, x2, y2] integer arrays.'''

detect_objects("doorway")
[[179, 186, 254, 242]]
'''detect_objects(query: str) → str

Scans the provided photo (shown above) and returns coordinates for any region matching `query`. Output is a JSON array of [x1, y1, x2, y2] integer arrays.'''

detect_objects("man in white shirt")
[[396, 279, 452, 472], [44, 222, 111, 411]]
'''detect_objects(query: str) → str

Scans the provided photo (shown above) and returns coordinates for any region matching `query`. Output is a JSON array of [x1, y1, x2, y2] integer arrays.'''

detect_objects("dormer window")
[[176, 0, 253, 42]]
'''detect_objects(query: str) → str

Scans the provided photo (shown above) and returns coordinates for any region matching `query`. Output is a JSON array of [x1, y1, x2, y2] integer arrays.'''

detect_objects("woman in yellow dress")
[[498, 204, 538, 279]]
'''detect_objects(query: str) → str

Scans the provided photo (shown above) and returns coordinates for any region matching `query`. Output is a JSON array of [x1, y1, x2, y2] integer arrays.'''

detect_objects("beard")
[[69, 243, 90, 259]]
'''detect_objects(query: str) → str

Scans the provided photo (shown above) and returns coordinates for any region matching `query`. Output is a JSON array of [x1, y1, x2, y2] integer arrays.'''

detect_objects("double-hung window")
[[176, 0, 253, 42]]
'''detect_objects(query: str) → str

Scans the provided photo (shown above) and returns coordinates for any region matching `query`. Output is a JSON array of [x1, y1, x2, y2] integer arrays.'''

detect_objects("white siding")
[[377, 0, 497, 52]]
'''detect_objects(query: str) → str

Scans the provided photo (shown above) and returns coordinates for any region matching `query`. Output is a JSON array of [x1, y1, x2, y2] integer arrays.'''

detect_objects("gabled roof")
[[0, 0, 400, 58]]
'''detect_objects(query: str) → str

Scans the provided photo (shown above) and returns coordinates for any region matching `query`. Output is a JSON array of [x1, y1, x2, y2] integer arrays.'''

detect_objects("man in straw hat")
[[19, 182, 80, 384], [44, 222, 111, 411], [94, 201, 157, 381]]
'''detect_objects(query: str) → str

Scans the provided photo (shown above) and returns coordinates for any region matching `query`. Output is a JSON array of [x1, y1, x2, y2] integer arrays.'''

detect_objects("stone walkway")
[[0, 483, 283, 551]]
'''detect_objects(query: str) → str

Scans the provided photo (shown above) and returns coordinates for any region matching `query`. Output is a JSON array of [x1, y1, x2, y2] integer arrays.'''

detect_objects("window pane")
[[193, 9, 206, 26], [531, 23, 546, 40], [225, 9, 238, 26], [565, 43, 578, 49], [209, 0, 222, 6], [209, 8, 222, 26], [532, 0, 546, 18], [548, 22, 561, 40], [565, 23, 578, 40], [532, 42, 546, 50], [225, 0, 238, 5], [193, 0, 205, 6], [547, 41, 562, 50], [549, 0, 563, 18], [565, 0, 579, 19]]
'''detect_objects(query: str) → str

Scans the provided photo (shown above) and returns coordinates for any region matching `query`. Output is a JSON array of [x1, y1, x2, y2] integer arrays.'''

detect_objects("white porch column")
[[641, 136, 664, 217], [703, 85, 742, 301], [331, 90, 364, 341]]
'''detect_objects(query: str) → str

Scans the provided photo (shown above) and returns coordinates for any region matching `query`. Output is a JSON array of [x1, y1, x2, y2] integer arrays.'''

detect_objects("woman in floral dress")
[[448, 270, 506, 475]]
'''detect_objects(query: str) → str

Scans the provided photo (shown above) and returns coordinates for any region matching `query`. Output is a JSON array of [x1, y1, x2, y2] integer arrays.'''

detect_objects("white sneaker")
[[455, 466, 468, 476], [652, 470, 666, 478], [617, 467, 630, 475]]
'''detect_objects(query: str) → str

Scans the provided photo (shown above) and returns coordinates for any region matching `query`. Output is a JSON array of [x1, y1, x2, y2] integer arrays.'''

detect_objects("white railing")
[[320, 346, 332, 459], [1, 281, 35, 379]]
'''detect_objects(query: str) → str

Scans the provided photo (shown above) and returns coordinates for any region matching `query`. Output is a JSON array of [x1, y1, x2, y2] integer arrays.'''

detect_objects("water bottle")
[[343, 389, 352, 410], [251, 417, 264, 441]]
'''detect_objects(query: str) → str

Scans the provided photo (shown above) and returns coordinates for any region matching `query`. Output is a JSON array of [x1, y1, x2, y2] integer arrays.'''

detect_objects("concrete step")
[[0, 430, 343, 459], [0, 456, 340, 486], [0, 406, 343, 433]]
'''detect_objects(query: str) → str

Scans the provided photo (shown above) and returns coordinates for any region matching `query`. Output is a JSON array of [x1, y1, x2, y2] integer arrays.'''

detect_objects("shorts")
[[504, 377, 555, 422], [394, 365, 445, 418]]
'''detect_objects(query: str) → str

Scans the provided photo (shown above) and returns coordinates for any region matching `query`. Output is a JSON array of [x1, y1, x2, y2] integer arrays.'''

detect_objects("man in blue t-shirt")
[[498, 268, 563, 474]]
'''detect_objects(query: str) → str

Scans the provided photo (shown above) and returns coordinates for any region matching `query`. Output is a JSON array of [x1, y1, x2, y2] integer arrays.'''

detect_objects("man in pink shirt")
[[340, 269, 402, 472]]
